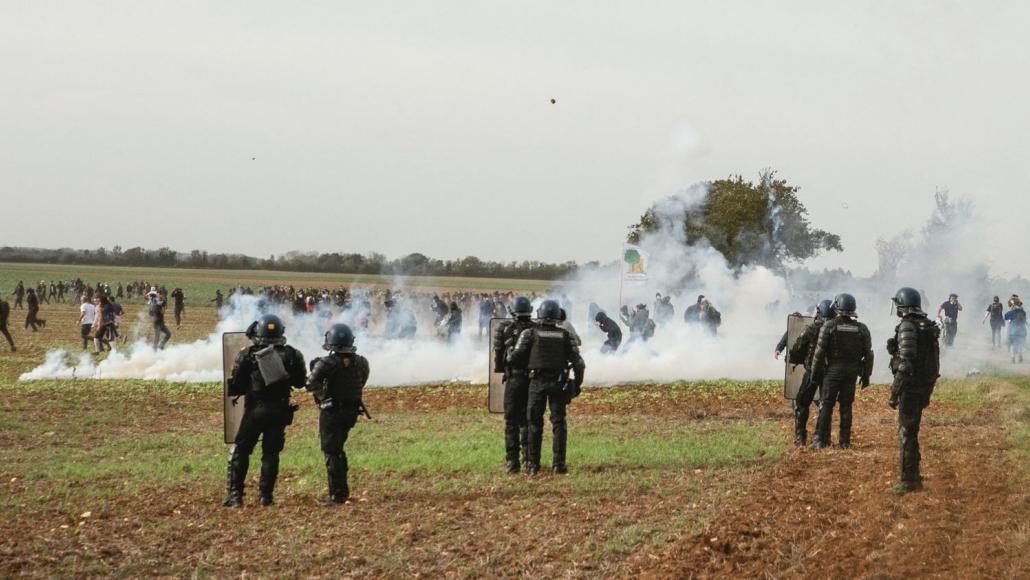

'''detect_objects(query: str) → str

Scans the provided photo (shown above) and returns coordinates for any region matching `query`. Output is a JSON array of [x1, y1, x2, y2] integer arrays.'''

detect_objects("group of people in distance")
[[979, 294, 1028, 362]]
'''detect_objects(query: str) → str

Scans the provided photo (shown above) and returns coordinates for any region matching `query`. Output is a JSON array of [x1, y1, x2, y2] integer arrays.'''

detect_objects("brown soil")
[[639, 394, 1030, 579], [1, 381, 1026, 577]]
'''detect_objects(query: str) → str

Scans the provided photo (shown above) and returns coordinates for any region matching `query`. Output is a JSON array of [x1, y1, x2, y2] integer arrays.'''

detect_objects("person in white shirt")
[[78, 295, 97, 351]]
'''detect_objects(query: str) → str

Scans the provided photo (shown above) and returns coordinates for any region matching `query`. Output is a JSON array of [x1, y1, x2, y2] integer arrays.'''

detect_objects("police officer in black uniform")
[[888, 287, 940, 493], [509, 299, 586, 475], [810, 293, 873, 449], [493, 296, 535, 473], [305, 323, 371, 504], [223, 314, 306, 507], [786, 300, 835, 446]]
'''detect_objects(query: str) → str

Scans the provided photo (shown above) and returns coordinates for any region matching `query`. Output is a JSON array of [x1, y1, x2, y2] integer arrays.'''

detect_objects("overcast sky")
[[3, 1, 1028, 277]]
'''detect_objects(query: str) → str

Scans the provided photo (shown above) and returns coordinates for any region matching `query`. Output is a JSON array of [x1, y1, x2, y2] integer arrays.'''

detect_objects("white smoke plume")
[[19, 187, 1012, 385], [19, 294, 486, 385]]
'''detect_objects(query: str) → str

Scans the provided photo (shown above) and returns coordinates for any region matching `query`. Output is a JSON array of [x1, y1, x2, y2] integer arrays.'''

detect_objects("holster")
[[285, 404, 299, 425]]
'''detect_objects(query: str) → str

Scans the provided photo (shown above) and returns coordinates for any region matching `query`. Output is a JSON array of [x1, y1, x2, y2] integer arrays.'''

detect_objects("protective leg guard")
[[324, 453, 349, 504], [551, 421, 567, 473], [503, 423, 521, 473], [222, 449, 248, 508], [793, 406, 809, 447], [811, 402, 833, 449], [838, 404, 853, 449], [259, 453, 279, 506]]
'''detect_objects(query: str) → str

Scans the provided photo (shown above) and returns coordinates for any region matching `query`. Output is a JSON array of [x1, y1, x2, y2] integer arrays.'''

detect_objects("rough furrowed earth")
[[1, 285, 1028, 578]]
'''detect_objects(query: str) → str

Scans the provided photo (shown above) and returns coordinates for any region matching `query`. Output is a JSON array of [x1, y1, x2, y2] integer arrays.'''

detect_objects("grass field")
[[0, 261, 556, 300], [0, 264, 1028, 577]]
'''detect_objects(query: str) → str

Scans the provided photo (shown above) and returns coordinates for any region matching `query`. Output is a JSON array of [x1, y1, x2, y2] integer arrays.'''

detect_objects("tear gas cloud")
[[20, 190, 1014, 385]]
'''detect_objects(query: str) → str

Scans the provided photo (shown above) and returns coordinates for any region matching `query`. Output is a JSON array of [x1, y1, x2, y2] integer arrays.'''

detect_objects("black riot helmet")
[[512, 296, 533, 317], [832, 293, 857, 317], [892, 287, 922, 310], [816, 299, 836, 319], [250, 314, 286, 344], [537, 299, 561, 323], [558, 308, 568, 322], [323, 323, 356, 353]]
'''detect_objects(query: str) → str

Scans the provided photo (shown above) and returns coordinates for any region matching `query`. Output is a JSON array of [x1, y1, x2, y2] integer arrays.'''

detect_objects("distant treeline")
[[0, 246, 583, 280]]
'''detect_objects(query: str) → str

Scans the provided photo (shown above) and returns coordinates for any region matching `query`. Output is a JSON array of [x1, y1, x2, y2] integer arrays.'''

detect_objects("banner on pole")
[[621, 244, 649, 285]]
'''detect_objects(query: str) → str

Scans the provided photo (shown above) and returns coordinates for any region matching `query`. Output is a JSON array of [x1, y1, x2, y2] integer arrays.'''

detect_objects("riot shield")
[[487, 317, 507, 413], [783, 314, 814, 400], [222, 332, 251, 443]]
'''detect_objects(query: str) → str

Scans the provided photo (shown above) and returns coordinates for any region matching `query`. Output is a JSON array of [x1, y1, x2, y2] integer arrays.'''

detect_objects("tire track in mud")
[[641, 392, 1029, 579]]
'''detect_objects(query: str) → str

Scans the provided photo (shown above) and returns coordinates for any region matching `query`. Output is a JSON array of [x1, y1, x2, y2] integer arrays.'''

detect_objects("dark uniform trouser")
[[503, 373, 530, 465], [792, 370, 817, 445], [175, 307, 184, 326], [228, 402, 288, 500], [527, 378, 568, 468], [319, 405, 359, 500], [814, 366, 858, 446], [0, 323, 13, 350], [898, 390, 927, 484]]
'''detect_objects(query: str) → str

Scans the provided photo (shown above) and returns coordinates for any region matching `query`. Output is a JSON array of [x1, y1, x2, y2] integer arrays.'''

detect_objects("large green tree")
[[628, 170, 842, 270]]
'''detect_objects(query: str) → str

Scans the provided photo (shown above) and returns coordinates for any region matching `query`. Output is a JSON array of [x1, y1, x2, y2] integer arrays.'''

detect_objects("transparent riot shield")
[[223, 332, 251, 443], [487, 317, 507, 413], [783, 315, 814, 400]]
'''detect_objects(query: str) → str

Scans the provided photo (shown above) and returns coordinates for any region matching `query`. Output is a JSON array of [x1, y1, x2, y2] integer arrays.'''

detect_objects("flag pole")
[[617, 245, 624, 309]]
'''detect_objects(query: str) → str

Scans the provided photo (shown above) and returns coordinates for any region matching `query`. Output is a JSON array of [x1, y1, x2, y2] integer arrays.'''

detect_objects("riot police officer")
[[306, 323, 371, 504], [810, 293, 873, 449], [509, 299, 585, 475], [223, 314, 306, 507], [493, 296, 535, 473], [888, 287, 940, 493], [786, 300, 835, 446]]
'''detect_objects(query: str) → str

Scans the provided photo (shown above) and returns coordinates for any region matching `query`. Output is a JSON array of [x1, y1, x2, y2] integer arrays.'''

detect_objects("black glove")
[[886, 337, 898, 355], [860, 377, 870, 389]]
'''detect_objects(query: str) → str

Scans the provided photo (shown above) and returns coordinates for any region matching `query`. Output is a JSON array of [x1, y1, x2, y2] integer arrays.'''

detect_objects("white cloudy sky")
[[2, 1, 1028, 276]]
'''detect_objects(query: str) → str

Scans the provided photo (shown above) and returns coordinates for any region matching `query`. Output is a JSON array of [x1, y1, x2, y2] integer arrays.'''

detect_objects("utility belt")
[[529, 369, 564, 382], [246, 395, 290, 409], [505, 368, 528, 376]]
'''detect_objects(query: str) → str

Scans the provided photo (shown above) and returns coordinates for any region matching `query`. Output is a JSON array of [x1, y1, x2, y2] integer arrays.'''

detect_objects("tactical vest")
[[829, 319, 863, 362], [527, 327, 568, 371], [324, 354, 367, 403]]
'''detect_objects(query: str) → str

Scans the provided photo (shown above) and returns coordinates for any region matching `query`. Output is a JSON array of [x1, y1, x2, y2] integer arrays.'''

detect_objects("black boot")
[[552, 422, 567, 475], [838, 404, 853, 449], [503, 422, 521, 474], [793, 405, 809, 447], [323, 453, 349, 505], [811, 402, 833, 449], [897, 427, 923, 493], [258, 453, 279, 507], [222, 450, 248, 508]]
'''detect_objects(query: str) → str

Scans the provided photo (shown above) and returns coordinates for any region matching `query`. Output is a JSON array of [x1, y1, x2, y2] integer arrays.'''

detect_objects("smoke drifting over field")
[[19, 189, 1016, 386]]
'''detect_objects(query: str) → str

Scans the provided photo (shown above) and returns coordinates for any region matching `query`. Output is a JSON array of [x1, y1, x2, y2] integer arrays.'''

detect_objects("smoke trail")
[[19, 294, 486, 385]]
